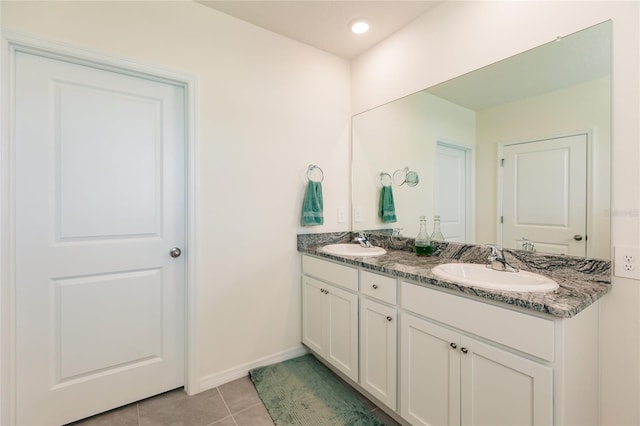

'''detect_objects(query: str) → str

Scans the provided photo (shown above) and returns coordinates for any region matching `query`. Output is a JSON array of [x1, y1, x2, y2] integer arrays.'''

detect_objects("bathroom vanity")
[[299, 236, 610, 426]]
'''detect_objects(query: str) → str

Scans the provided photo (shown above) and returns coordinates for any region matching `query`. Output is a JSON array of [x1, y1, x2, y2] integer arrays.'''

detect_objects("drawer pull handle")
[[461, 347, 469, 354], [450, 343, 458, 349], [386, 316, 393, 322], [372, 284, 378, 289]]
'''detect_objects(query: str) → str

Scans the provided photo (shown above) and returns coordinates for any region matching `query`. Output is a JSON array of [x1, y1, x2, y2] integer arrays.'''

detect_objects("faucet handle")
[[481, 244, 502, 257]]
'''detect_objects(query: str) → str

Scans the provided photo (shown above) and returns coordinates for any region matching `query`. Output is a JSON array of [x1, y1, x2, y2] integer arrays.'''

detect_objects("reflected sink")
[[431, 263, 559, 292], [321, 243, 387, 258]]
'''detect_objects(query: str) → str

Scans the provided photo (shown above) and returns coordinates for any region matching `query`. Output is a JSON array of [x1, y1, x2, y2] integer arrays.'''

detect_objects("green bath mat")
[[249, 354, 383, 426]]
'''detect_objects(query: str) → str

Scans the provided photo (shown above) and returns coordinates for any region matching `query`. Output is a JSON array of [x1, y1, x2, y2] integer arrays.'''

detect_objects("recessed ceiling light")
[[350, 19, 370, 35]]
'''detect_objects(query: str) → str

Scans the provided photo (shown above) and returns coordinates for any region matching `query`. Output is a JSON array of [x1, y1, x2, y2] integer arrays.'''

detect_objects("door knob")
[[170, 247, 182, 258], [574, 235, 584, 241]]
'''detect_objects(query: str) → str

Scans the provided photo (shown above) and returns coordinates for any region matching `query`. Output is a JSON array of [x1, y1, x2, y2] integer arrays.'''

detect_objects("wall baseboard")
[[198, 345, 308, 392]]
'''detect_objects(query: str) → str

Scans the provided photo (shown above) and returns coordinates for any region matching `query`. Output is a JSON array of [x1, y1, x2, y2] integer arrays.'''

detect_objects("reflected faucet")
[[522, 237, 536, 252], [483, 245, 519, 272], [353, 232, 374, 248]]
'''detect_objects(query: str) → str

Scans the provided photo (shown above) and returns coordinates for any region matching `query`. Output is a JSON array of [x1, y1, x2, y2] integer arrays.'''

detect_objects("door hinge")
[[500, 216, 504, 224], [500, 158, 505, 167]]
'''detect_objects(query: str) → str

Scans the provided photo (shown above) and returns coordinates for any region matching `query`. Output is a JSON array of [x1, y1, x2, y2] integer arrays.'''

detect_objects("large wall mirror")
[[352, 21, 611, 260]]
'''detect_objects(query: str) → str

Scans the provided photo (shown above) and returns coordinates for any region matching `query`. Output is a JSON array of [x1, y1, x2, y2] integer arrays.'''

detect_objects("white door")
[[325, 283, 359, 383], [502, 134, 587, 255], [460, 336, 553, 426], [301, 276, 326, 355], [436, 143, 470, 242], [401, 314, 461, 426], [15, 51, 185, 425], [359, 297, 397, 409]]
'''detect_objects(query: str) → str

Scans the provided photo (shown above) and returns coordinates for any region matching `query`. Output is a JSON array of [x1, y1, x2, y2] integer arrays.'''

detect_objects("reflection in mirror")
[[352, 21, 611, 259]]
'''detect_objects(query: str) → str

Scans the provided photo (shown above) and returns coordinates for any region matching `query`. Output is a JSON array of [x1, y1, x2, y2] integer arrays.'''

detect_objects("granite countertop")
[[298, 232, 611, 319]]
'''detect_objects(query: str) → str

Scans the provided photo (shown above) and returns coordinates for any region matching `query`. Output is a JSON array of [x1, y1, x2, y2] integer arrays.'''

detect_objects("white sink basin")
[[431, 263, 558, 292], [321, 243, 387, 258]]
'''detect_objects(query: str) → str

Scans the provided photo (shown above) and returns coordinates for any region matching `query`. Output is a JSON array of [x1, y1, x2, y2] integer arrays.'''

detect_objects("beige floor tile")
[[209, 415, 237, 426], [66, 403, 139, 426], [218, 376, 263, 414], [138, 388, 230, 426], [233, 403, 274, 426]]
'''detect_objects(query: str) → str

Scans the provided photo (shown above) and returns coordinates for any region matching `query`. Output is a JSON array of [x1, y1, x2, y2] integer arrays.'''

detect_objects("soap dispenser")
[[415, 216, 433, 256]]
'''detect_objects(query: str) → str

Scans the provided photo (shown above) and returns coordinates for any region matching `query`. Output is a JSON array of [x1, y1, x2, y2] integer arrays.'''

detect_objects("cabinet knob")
[[461, 347, 469, 354], [386, 316, 393, 322], [372, 284, 378, 289], [450, 342, 458, 349]]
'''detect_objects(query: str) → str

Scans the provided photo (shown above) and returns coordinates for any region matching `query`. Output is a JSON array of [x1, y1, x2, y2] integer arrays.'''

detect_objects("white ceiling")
[[196, 1, 443, 59]]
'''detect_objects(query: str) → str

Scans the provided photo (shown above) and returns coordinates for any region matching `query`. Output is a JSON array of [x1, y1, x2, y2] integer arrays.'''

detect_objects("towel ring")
[[307, 164, 324, 183], [380, 172, 392, 187]]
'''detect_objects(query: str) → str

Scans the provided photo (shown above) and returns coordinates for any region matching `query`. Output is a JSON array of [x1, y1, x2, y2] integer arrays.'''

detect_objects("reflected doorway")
[[435, 142, 473, 243]]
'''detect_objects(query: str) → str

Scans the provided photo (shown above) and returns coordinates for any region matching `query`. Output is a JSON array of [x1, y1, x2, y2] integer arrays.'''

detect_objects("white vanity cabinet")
[[401, 313, 552, 425], [301, 255, 359, 382], [301, 254, 600, 426], [400, 281, 598, 426], [359, 270, 398, 410]]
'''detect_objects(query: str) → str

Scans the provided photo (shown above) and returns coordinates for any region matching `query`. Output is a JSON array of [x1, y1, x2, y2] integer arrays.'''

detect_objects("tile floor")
[[69, 375, 402, 426]]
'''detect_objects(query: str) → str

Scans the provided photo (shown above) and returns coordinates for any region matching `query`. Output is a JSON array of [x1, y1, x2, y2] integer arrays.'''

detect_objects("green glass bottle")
[[415, 216, 433, 256], [431, 215, 445, 241]]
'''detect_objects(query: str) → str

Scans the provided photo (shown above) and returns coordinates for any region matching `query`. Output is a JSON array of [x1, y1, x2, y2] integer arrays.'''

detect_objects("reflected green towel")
[[302, 181, 324, 226], [378, 186, 397, 223]]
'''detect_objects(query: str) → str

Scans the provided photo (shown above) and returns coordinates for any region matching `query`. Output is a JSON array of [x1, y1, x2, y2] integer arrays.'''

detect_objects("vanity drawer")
[[360, 270, 397, 305], [401, 282, 555, 361], [302, 255, 358, 292]]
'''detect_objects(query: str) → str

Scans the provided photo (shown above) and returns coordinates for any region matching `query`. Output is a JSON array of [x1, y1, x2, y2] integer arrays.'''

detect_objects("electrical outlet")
[[337, 207, 346, 224], [614, 246, 640, 279]]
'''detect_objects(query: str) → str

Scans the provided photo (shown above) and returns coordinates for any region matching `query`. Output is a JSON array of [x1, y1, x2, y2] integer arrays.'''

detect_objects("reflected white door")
[[435, 143, 469, 242], [501, 134, 587, 255], [15, 51, 185, 425]]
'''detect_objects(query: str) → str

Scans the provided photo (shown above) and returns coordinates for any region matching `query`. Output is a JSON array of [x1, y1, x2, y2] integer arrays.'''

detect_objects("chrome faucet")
[[353, 232, 374, 248], [521, 237, 536, 252], [484, 245, 519, 272]]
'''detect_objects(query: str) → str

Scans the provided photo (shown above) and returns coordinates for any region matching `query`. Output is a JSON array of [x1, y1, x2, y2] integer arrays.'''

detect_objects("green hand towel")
[[302, 181, 324, 226], [378, 186, 397, 223]]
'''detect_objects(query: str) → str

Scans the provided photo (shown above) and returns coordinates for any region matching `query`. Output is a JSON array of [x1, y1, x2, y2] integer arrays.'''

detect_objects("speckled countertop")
[[297, 232, 611, 319]]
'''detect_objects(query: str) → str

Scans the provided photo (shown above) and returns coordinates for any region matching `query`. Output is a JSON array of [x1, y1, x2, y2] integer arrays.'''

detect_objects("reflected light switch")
[[354, 207, 362, 223]]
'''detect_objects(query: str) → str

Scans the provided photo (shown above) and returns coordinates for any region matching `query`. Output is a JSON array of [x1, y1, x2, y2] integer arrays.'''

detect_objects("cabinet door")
[[325, 283, 359, 382], [401, 313, 461, 426], [302, 276, 326, 355], [460, 336, 553, 426], [359, 297, 397, 410]]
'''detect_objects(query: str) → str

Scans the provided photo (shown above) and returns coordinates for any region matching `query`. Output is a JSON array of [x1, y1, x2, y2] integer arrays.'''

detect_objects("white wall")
[[1, 0, 351, 393], [352, 2, 639, 424], [352, 92, 475, 237]]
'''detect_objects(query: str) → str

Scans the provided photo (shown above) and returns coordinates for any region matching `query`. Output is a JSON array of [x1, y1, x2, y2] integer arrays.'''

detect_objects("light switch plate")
[[353, 207, 362, 223], [614, 246, 640, 280]]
